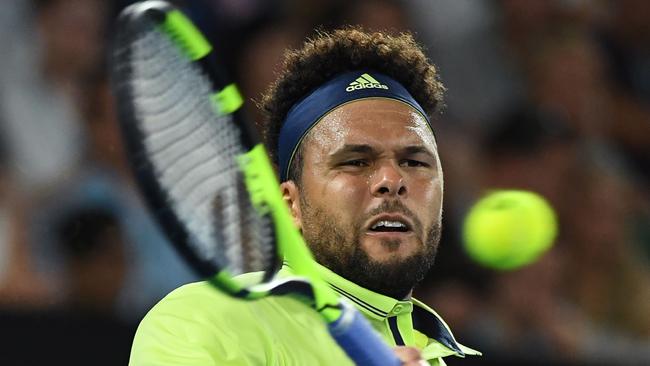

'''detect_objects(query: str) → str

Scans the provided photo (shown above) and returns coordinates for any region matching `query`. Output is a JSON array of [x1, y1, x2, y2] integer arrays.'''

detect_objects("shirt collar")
[[411, 298, 481, 356], [316, 263, 466, 353], [279, 262, 479, 356], [312, 262, 408, 320]]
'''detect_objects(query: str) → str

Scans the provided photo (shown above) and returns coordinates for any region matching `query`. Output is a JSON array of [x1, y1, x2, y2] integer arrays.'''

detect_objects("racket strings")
[[211, 182, 275, 274], [236, 179, 275, 273], [126, 23, 274, 276]]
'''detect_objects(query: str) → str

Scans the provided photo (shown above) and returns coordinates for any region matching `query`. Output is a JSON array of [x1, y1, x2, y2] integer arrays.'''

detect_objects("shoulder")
[[129, 282, 263, 365], [154, 281, 231, 308], [129, 280, 342, 366], [135, 281, 260, 338]]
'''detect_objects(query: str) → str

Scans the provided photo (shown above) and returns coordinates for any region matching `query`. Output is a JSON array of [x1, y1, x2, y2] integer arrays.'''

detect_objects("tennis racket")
[[110, 1, 400, 365]]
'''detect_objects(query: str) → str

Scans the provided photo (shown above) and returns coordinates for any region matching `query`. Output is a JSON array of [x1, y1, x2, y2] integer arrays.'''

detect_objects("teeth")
[[371, 220, 406, 229]]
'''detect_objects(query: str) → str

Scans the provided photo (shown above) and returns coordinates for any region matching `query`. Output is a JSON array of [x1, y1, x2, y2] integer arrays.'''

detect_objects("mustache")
[[364, 200, 423, 234]]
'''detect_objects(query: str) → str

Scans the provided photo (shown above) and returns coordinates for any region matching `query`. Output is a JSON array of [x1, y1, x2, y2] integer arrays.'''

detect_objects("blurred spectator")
[[563, 153, 650, 338], [598, 0, 650, 103], [285, 0, 347, 31], [55, 206, 129, 313], [0, 0, 108, 193], [467, 248, 588, 363], [526, 28, 612, 140], [597, 0, 650, 186], [497, 0, 602, 62], [481, 104, 579, 212], [0, 136, 50, 307], [408, 0, 525, 127], [338, 0, 409, 32], [78, 70, 198, 320], [0, 205, 136, 366], [237, 23, 304, 124], [9, 41, 199, 317], [27, 168, 197, 321]]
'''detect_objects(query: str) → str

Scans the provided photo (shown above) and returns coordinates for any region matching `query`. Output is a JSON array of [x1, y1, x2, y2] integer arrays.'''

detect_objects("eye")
[[400, 159, 430, 168], [341, 159, 369, 167]]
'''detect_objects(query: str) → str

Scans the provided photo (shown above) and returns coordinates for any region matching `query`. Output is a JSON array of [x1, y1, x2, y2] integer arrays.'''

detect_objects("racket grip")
[[329, 305, 402, 366]]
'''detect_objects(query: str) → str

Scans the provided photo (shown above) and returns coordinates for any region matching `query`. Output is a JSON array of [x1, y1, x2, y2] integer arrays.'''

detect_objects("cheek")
[[414, 178, 444, 218], [318, 174, 368, 215], [328, 174, 366, 196]]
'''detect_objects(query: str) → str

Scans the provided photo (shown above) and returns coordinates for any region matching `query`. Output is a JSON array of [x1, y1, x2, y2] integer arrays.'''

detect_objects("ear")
[[280, 180, 303, 230]]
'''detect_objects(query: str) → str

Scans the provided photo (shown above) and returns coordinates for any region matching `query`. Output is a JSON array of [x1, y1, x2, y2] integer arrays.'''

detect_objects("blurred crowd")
[[0, 0, 648, 365]]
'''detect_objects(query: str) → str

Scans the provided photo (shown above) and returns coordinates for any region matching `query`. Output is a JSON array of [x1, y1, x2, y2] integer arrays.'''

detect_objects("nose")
[[370, 162, 407, 197]]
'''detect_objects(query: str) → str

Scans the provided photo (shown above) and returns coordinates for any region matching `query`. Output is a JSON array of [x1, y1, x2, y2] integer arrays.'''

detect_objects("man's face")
[[283, 99, 443, 298]]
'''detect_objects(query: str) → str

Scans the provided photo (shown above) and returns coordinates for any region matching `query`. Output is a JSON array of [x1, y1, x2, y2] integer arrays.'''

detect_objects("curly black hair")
[[260, 27, 445, 183]]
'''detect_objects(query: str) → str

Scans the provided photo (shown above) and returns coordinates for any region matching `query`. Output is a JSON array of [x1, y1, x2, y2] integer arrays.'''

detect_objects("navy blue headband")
[[278, 70, 431, 181]]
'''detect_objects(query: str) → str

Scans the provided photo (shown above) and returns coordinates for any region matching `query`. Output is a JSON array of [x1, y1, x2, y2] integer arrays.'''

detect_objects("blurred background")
[[0, 0, 648, 365]]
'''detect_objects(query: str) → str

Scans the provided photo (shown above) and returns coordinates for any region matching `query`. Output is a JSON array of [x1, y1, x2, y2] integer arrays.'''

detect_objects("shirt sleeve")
[[128, 283, 255, 366]]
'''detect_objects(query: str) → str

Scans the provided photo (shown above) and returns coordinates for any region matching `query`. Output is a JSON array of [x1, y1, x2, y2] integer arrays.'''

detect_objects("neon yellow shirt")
[[129, 263, 480, 365]]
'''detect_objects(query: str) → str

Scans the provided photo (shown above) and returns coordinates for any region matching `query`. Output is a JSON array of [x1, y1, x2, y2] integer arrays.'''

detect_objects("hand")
[[393, 346, 429, 366]]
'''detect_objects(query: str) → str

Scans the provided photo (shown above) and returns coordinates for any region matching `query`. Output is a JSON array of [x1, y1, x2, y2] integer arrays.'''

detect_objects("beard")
[[299, 198, 440, 299]]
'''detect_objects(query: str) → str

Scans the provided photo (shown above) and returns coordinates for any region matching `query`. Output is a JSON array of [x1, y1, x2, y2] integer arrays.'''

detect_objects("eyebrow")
[[329, 144, 437, 160], [400, 146, 436, 160], [332, 144, 375, 155]]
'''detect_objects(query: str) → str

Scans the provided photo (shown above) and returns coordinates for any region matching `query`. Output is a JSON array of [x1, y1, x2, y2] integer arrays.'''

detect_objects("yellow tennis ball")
[[462, 190, 557, 270]]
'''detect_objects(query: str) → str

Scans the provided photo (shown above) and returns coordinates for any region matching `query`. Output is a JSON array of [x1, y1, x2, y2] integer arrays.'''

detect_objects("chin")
[[361, 235, 422, 262]]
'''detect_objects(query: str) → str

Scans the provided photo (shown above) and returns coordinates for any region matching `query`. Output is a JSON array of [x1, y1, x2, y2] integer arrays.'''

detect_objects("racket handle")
[[329, 305, 402, 366]]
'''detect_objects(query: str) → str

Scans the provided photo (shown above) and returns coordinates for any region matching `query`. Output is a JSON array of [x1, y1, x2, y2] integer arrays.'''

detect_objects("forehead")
[[307, 98, 436, 152]]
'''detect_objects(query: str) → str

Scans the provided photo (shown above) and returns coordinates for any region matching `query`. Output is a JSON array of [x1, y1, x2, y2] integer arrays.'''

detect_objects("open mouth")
[[369, 220, 410, 232], [370, 220, 408, 233]]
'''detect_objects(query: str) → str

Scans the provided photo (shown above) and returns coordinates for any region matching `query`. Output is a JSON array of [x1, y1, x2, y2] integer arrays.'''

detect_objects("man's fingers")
[[393, 346, 428, 365], [402, 360, 429, 366]]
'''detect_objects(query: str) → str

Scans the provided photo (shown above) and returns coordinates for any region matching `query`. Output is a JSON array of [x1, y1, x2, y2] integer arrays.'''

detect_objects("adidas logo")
[[345, 73, 389, 92]]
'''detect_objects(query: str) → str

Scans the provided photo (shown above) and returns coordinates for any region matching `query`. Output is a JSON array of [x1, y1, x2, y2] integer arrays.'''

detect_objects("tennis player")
[[129, 28, 480, 365]]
